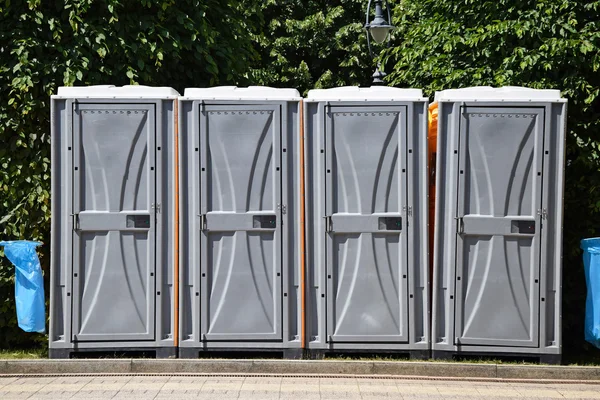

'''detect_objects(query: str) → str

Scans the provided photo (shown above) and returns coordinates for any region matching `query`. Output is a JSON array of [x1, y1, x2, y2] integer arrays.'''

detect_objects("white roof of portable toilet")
[[434, 86, 563, 102], [56, 85, 179, 98], [306, 86, 425, 101], [183, 86, 301, 100]]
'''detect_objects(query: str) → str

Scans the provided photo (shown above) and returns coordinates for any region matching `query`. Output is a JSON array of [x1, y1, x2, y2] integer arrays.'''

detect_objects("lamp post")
[[364, 0, 395, 85]]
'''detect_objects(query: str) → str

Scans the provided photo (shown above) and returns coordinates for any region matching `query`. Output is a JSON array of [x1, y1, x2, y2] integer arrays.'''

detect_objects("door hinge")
[[199, 214, 207, 231], [71, 213, 79, 231], [455, 217, 464, 234], [324, 216, 332, 233], [277, 203, 287, 214], [403, 205, 413, 217], [151, 203, 161, 213], [537, 208, 547, 220]]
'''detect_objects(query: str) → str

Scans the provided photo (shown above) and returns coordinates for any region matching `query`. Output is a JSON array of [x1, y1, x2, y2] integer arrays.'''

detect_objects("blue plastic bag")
[[581, 238, 600, 349], [0, 241, 46, 333]]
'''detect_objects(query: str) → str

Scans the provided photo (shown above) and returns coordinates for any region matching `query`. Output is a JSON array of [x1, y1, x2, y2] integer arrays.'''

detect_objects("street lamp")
[[364, 0, 394, 85]]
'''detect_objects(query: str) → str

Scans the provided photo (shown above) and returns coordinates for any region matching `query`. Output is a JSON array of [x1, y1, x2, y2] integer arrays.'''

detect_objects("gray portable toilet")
[[431, 87, 567, 363], [178, 86, 303, 358], [304, 87, 430, 358], [49, 85, 180, 358]]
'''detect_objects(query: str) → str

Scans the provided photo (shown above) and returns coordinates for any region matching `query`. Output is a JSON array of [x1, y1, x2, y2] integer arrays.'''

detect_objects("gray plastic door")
[[325, 106, 409, 343], [199, 104, 282, 341], [71, 103, 156, 342], [454, 106, 545, 347]]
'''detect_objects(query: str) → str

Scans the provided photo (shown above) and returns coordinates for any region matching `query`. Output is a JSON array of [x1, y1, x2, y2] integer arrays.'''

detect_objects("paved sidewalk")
[[2, 375, 600, 399]]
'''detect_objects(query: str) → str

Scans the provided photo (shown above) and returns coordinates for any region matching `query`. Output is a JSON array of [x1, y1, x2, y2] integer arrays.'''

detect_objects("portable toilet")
[[303, 87, 430, 358], [431, 86, 567, 363], [49, 85, 180, 358], [178, 86, 303, 358]]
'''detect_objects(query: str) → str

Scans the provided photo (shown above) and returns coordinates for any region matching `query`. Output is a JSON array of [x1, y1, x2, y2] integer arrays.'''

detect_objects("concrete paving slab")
[[497, 364, 600, 380], [130, 358, 255, 374], [3, 358, 600, 383], [251, 359, 374, 374], [372, 361, 497, 378], [4, 359, 132, 374]]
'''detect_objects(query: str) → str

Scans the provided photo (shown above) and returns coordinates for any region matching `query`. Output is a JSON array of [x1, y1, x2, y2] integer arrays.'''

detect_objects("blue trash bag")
[[581, 238, 600, 349], [0, 241, 46, 333]]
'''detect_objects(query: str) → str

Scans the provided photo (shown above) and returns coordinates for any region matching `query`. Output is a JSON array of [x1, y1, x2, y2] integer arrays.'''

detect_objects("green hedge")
[[383, 0, 600, 361], [0, 0, 260, 348]]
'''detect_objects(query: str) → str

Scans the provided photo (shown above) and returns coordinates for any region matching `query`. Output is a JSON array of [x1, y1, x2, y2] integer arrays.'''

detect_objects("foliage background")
[[382, 0, 600, 360], [1, 0, 599, 361], [0, 0, 260, 348]]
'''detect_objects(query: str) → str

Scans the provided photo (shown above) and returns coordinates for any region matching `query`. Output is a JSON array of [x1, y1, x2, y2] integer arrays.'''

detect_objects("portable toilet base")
[[49, 85, 179, 358]]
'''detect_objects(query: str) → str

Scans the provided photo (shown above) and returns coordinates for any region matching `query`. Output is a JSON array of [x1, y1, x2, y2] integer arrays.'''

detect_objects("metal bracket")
[[277, 203, 287, 214], [199, 214, 207, 231], [537, 208, 547, 220], [324, 216, 332, 233], [455, 217, 464, 234], [71, 214, 79, 231], [151, 203, 161, 213]]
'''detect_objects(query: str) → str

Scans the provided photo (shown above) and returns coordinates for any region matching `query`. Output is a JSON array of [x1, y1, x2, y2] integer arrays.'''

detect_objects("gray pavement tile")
[[0, 395, 34, 400], [280, 395, 321, 400], [167, 376, 208, 382], [360, 391, 403, 398], [242, 376, 282, 383], [155, 396, 203, 400], [71, 390, 120, 398], [195, 395, 240, 400], [200, 388, 241, 395], [29, 393, 76, 400], [238, 395, 280, 400], [0, 377, 21, 386], [50, 377, 93, 384], [398, 397, 447, 400]]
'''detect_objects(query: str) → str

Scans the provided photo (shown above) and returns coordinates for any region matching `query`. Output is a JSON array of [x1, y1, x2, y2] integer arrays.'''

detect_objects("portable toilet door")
[[304, 87, 430, 358], [431, 87, 567, 363], [49, 85, 179, 358], [178, 87, 303, 358]]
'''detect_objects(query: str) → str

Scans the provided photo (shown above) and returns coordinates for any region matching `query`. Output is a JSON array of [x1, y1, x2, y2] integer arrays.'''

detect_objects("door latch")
[[199, 214, 207, 231], [455, 217, 464, 234]]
